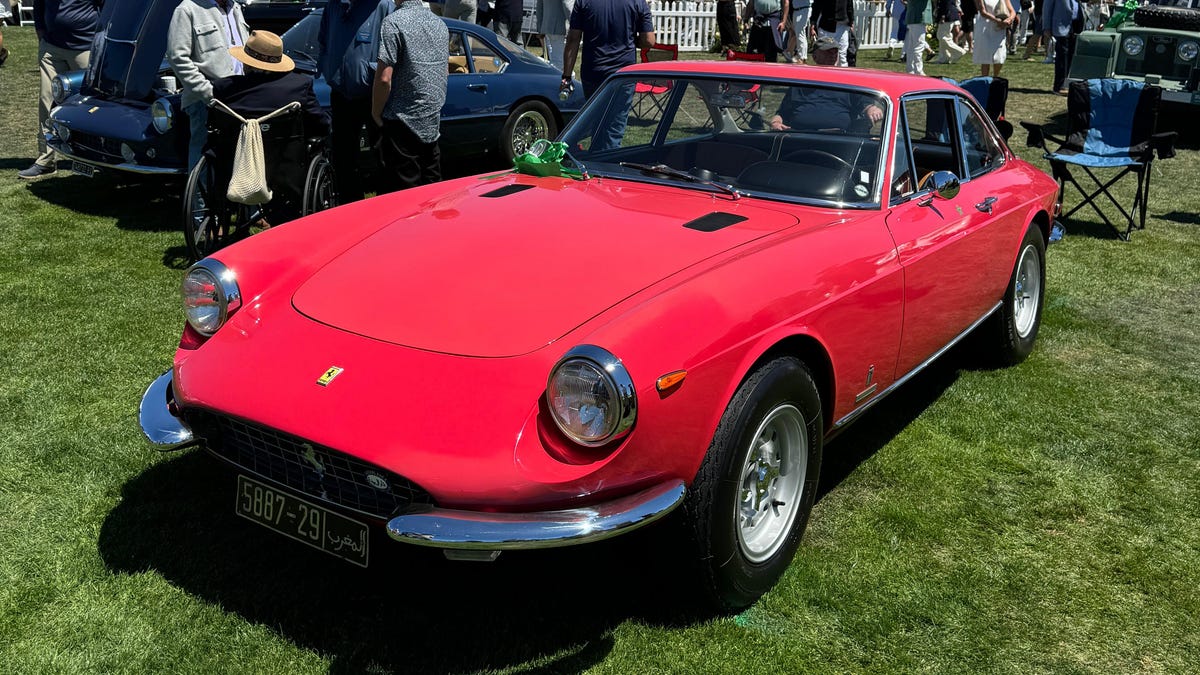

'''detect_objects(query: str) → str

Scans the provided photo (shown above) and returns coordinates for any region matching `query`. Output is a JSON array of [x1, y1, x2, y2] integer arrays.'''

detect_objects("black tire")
[[679, 356, 823, 611], [500, 100, 557, 164], [182, 156, 251, 262], [302, 153, 336, 216], [989, 223, 1046, 366], [1134, 5, 1200, 31]]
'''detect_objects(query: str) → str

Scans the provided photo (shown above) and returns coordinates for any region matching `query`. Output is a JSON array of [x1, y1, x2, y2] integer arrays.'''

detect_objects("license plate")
[[235, 475, 369, 567], [71, 161, 95, 177]]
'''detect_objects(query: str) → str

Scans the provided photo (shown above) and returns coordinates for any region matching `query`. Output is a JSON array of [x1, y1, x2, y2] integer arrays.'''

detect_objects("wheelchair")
[[182, 101, 336, 262]]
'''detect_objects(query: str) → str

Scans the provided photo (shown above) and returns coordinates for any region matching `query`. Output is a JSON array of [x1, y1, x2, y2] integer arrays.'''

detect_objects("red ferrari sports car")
[[140, 61, 1059, 610]]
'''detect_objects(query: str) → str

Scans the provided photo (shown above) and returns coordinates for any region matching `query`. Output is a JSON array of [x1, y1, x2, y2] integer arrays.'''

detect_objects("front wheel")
[[679, 356, 823, 611], [989, 222, 1046, 366], [501, 101, 557, 164]]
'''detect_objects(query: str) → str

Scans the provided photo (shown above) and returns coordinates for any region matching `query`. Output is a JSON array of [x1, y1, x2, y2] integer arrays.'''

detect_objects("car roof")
[[618, 61, 962, 97]]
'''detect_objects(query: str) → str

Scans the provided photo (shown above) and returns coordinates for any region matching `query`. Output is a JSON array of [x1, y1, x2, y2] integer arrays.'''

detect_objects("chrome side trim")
[[387, 479, 685, 550], [833, 302, 1002, 430], [45, 136, 185, 175], [138, 370, 196, 450]]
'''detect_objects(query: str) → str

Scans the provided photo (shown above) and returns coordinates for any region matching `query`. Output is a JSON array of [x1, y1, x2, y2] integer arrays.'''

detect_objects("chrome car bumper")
[[139, 370, 196, 449], [45, 135, 185, 176], [387, 480, 686, 551]]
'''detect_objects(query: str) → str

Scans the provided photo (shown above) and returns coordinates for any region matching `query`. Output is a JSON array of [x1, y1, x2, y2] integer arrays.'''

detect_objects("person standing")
[[537, 0, 573, 70], [785, 0, 811, 63], [371, 0, 448, 193], [811, 0, 853, 67], [1043, 0, 1079, 93], [904, 0, 932, 75], [743, 0, 789, 63], [319, 0, 394, 203], [21, 0, 100, 179], [716, 0, 740, 51], [561, 0, 654, 99], [0, 0, 11, 67], [443, 0, 477, 23], [973, 0, 1015, 77], [932, 0, 967, 63], [165, 0, 248, 172], [491, 0, 523, 44]]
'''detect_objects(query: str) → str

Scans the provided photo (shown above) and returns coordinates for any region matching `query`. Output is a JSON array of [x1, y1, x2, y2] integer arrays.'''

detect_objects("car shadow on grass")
[[24, 169, 181, 233]]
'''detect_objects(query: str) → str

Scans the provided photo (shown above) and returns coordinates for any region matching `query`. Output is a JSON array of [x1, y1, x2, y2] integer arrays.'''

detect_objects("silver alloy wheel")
[[735, 403, 808, 563], [1013, 243, 1042, 338], [510, 110, 548, 157]]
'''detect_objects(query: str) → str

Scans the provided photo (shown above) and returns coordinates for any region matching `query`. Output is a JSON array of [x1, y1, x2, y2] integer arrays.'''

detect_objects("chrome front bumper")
[[45, 135, 185, 176], [139, 370, 196, 449], [387, 480, 686, 551]]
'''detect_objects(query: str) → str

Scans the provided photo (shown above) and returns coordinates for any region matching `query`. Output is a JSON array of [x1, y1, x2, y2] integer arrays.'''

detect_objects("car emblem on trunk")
[[317, 366, 344, 386], [364, 471, 390, 491]]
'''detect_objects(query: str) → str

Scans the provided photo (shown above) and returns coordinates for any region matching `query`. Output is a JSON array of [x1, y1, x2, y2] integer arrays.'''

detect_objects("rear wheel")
[[183, 156, 251, 262], [679, 356, 823, 611], [302, 152, 336, 216], [988, 223, 1046, 365], [501, 101, 557, 164]]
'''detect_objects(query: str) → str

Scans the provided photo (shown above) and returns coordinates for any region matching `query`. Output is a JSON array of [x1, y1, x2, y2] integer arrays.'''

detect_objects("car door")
[[884, 94, 1004, 376], [441, 31, 506, 156]]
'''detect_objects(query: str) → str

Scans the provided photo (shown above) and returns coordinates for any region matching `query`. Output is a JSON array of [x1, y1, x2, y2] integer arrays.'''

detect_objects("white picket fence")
[[522, 0, 898, 52]]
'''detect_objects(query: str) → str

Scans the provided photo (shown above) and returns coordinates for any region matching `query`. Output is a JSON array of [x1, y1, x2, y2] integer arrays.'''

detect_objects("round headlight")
[[51, 77, 66, 104], [1178, 41, 1199, 62], [151, 98, 173, 134], [182, 259, 242, 337], [1123, 36, 1144, 57], [547, 345, 636, 447]]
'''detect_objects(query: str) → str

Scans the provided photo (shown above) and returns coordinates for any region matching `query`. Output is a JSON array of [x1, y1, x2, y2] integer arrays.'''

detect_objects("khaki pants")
[[36, 41, 90, 168]]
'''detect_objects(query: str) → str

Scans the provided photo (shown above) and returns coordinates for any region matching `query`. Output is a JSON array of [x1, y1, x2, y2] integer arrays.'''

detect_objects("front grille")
[[189, 411, 432, 520], [70, 131, 122, 160]]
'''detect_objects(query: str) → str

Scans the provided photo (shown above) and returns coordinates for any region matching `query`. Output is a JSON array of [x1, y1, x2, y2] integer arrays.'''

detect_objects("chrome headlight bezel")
[[51, 75, 69, 104], [547, 345, 637, 448], [1178, 41, 1199, 63], [1123, 36, 1145, 57], [151, 98, 173, 134], [182, 259, 241, 337]]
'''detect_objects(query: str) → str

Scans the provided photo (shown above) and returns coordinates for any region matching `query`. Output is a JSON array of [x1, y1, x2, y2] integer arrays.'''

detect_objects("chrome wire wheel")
[[1012, 242, 1042, 338], [511, 110, 549, 157], [735, 403, 808, 563]]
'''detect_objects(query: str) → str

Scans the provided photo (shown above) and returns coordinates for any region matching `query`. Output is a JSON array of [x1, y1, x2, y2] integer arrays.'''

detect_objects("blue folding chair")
[[1021, 79, 1177, 240], [956, 76, 1008, 124]]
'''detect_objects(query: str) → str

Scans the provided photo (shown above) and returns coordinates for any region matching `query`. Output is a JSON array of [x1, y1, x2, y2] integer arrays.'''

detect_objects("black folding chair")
[[1021, 79, 1177, 240], [957, 76, 1008, 123]]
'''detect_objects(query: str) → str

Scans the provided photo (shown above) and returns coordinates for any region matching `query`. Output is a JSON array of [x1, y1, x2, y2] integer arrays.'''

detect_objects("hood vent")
[[683, 212, 748, 232], [481, 184, 535, 198]]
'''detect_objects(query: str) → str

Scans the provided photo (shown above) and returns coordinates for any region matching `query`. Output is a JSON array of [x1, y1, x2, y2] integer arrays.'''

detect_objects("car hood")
[[87, 0, 180, 100], [291, 176, 799, 357]]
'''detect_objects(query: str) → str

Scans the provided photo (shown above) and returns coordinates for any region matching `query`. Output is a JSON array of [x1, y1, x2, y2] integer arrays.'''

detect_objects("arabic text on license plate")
[[235, 475, 369, 567], [71, 161, 95, 178]]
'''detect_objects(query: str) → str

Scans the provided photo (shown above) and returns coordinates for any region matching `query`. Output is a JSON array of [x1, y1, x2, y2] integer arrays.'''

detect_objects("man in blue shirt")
[[561, 0, 654, 99], [318, 0, 394, 202], [21, 0, 101, 179]]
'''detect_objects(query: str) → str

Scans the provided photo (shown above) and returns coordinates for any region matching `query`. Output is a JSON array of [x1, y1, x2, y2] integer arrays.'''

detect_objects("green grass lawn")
[[2, 25, 1199, 673]]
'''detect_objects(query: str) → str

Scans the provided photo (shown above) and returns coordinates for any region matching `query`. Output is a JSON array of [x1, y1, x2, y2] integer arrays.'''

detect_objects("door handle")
[[975, 196, 998, 213], [467, 84, 487, 92]]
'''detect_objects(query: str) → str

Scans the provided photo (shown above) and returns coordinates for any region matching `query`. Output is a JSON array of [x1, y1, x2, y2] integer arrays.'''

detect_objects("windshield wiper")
[[618, 162, 740, 200]]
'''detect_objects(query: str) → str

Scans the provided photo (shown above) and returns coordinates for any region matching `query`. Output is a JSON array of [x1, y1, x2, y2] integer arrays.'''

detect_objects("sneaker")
[[18, 163, 56, 179]]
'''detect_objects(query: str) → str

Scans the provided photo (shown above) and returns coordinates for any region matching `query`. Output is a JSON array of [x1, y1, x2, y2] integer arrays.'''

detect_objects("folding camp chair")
[[721, 50, 765, 128], [1021, 79, 1177, 240], [631, 43, 678, 117], [957, 76, 1008, 123]]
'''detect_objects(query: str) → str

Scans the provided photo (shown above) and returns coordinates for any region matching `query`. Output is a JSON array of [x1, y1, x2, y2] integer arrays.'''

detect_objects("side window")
[[891, 109, 916, 201], [448, 32, 466, 75], [902, 97, 961, 187], [957, 98, 1005, 178], [467, 36, 508, 74]]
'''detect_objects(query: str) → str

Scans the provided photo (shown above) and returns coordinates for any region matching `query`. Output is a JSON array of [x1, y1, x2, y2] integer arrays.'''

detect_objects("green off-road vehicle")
[[1070, 0, 1200, 105]]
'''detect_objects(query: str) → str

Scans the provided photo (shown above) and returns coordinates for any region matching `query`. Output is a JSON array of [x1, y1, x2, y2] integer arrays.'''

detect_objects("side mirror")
[[919, 170, 961, 201]]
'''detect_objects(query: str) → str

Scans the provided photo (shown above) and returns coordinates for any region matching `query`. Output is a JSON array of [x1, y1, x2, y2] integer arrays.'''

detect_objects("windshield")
[[282, 10, 322, 65], [559, 75, 890, 207]]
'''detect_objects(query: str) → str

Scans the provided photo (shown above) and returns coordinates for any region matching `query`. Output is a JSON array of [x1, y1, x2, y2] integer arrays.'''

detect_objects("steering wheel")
[[782, 148, 854, 173]]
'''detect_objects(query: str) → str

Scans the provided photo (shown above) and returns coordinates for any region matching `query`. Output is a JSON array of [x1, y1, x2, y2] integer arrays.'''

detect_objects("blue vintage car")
[[46, 0, 584, 177]]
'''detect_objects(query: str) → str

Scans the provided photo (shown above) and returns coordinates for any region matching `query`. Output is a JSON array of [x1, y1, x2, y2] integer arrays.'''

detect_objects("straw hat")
[[230, 31, 295, 73]]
